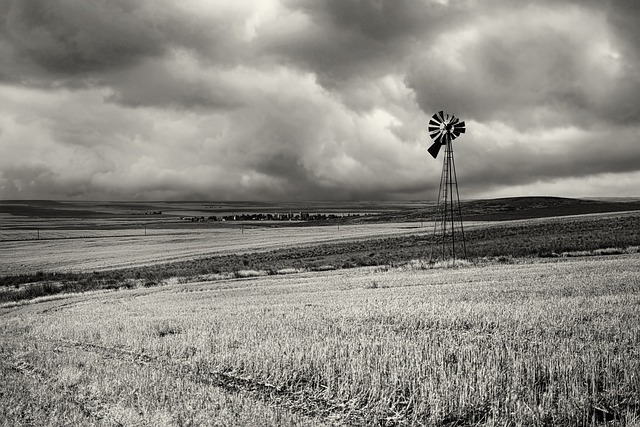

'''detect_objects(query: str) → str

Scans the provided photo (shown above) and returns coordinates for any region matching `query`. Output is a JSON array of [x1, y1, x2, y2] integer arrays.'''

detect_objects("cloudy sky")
[[1, 0, 639, 201]]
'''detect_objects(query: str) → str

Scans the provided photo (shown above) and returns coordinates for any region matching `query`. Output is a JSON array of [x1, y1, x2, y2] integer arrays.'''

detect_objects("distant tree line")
[[132, 211, 163, 215], [180, 212, 371, 222]]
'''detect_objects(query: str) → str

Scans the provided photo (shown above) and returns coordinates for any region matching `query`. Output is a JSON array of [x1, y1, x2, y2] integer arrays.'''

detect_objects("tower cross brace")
[[430, 137, 467, 262]]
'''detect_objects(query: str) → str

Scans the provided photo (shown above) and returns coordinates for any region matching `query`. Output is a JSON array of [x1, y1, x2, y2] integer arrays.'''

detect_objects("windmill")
[[427, 111, 467, 262]]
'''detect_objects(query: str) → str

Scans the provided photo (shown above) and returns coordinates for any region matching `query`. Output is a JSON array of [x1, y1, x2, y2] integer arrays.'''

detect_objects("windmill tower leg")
[[431, 141, 449, 261], [430, 140, 466, 263], [450, 143, 467, 259]]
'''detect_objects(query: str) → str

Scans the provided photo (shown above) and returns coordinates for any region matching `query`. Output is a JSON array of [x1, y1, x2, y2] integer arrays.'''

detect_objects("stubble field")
[[1, 255, 639, 426]]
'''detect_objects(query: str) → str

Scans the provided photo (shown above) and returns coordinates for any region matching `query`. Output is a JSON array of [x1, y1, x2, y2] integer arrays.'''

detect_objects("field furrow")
[[0, 348, 105, 425], [0, 332, 354, 426]]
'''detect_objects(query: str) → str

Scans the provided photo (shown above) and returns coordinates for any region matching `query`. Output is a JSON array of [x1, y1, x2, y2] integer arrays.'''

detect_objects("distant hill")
[[0, 201, 114, 218], [461, 196, 640, 221], [363, 196, 640, 222], [2, 197, 640, 223]]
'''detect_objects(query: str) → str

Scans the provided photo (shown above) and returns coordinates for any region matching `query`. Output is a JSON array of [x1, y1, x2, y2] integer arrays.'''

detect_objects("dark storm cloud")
[[1, 0, 640, 201], [260, 0, 457, 89], [458, 127, 640, 192], [0, 0, 163, 77], [407, 3, 628, 125], [606, 0, 640, 51], [0, 0, 248, 85], [103, 55, 245, 110]]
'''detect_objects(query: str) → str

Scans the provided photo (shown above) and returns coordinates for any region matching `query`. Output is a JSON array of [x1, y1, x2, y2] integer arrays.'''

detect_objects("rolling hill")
[[363, 196, 640, 222]]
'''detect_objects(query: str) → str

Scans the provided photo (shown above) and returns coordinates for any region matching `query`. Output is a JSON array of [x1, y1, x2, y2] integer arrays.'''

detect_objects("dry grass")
[[2, 254, 639, 425]]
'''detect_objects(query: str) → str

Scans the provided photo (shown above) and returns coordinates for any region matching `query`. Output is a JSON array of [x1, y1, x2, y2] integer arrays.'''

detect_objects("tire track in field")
[[2, 334, 345, 425], [50, 338, 367, 426], [1, 355, 105, 423]]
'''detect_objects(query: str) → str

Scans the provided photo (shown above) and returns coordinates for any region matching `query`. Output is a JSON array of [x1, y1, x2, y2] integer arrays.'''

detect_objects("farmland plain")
[[1, 197, 640, 426], [1, 255, 639, 425], [0, 222, 436, 275], [2, 197, 640, 278]]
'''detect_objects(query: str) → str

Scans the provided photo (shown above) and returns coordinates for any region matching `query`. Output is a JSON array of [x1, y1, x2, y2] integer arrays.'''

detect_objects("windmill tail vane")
[[427, 111, 467, 262]]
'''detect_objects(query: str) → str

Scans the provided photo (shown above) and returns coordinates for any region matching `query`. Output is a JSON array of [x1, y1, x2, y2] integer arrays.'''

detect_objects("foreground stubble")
[[1, 255, 639, 426]]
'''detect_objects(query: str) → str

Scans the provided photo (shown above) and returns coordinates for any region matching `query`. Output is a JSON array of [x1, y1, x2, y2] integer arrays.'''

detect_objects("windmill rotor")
[[427, 111, 465, 159]]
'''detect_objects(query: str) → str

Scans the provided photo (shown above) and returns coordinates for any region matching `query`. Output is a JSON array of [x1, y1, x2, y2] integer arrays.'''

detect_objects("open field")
[[3, 209, 639, 277], [1, 197, 640, 425], [0, 222, 436, 275], [2, 202, 640, 303], [2, 197, 640, 279], [1, 209, 639, 279], [1, 255, 639, 426]]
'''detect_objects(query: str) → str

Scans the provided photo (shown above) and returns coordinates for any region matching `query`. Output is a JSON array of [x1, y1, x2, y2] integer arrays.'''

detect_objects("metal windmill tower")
[[427, 111, 467, 261]]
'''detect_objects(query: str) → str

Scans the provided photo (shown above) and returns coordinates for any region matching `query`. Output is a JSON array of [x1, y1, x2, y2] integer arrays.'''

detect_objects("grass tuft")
[[234, 269, 267, 278]]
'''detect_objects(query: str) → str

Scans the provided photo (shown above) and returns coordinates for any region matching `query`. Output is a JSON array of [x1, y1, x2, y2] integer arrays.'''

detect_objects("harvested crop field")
[[0, 222, 434, 275], [1, 255, 639, 425]]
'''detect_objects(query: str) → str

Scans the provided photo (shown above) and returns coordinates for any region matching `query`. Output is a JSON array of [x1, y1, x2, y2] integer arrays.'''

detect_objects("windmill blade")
[[427, 141, 442, 158], [451, 128, 464, 138], [434, 130, 447, 144], [454, 121, 466, 133], [428, 125, 440, 133], [435, 111, 445, 123]]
